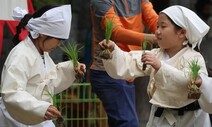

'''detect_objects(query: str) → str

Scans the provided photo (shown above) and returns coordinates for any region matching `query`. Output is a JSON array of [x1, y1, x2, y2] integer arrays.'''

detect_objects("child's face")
[[155, 13, 183, 51], [38, 37, 62, 53], [43, 38, 62, 52]]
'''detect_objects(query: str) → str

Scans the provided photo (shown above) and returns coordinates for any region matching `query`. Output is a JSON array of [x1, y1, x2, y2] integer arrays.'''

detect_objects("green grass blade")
[[105, 18, 114, 43], [189, 59, 200, 81], [142, 40, 148, 50], [60, 42, 83, 67]]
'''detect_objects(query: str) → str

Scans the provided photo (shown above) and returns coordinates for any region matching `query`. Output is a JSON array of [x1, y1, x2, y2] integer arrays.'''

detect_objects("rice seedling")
[[60, 42, 84, 82], [187, 59, 201, 99], [142, 40, 153, 70], [142, 40, 148, 70], [47, 91, 65, 127], [99, 18, 114, 59], [55, 116, 65, 127]]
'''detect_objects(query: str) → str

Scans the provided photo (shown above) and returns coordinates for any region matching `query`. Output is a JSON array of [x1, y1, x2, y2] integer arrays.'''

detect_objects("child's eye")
[[156, 25, 166, 29], [161, 25, 166, 28]]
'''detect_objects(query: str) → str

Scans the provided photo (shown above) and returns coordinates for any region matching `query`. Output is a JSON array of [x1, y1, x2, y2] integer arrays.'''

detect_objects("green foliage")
[[60, 42, 83, 67], [189, 59, 200, 81], [142, 40, 148, 50], [47, 90, 58, 107], [99, 18, 114, 60], [142, 40, 148, 71], [47, 90, 65, 126], [142, 40, 153, 50], [189, 59, 200, 90], [105, 18, 114, 43]]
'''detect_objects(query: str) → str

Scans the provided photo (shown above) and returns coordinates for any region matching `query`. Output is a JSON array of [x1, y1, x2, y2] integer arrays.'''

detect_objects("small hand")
[[75, 63, 86, 74], [99, 39, 115, 52], [141, 52, 161, 71], [74, 62, 86, 76], [74, 63, 86, 82], [44, 105, 61, 120], [194, 76, 202, 88]]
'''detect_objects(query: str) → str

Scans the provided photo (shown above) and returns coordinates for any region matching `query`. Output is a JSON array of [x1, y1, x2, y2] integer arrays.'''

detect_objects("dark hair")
[[12, 4, 59, 45]]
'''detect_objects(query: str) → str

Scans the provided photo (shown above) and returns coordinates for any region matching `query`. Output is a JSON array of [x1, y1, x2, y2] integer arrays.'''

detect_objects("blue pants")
[[90, 70, 139, 127]]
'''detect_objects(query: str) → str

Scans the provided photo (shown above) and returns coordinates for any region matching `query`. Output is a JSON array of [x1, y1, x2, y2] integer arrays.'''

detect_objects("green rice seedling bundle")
[[187, 59, 201, 99], [60, 42, 84, 82], [47, 91, 65, 127], [100, 18, 114, 59], [142, 40, 148, 70]]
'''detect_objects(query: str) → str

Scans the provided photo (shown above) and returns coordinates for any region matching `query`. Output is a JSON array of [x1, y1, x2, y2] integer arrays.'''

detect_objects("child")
[[0, 4, 86, 127], [100, 5, 211, 127], [90, 0, 158, 126]]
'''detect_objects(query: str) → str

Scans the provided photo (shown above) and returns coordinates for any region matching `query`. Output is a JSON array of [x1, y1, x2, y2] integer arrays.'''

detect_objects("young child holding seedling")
[[90, 0, 158, 126], [100, 5, 211, 127], [0, 4, 86, 127]]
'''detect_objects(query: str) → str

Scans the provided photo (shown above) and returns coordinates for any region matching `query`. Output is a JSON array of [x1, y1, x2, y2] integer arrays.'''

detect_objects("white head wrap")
[[161, 5, 210, 49], [12, 5, 72, 39]]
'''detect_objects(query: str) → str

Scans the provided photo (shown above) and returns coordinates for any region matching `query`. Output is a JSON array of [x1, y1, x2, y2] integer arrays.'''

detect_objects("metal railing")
[[54, 83, 108, 127]]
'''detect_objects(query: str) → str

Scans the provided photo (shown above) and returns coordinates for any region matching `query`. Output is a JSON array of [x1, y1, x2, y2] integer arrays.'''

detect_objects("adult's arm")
[[91, 0, 158, 46]]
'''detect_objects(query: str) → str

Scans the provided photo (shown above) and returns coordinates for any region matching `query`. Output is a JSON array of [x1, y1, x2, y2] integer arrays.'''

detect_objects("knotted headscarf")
[[12, 5, 72, 39], [161, 5, 210, 49]]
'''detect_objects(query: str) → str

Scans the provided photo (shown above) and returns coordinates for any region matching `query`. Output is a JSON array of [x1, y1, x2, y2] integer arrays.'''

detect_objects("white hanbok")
[[0, 37, 76, 126], [198, 74, 212, 113], [0, 98, 55, 127], [103, 5, 211, 127], [103, 45, 211, 127]]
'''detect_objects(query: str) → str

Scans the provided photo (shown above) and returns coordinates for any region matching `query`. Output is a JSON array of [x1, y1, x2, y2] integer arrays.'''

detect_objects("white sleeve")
[[198, 74, 212, 113], [102, 45, 151, 80], [1, 54, 50, 125], [53, 61, 76, 94]]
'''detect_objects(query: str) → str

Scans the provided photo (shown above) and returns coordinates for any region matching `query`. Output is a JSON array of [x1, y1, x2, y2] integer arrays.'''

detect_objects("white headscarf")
[[12, 5, 72, 39], [161, 5, 210, 49]]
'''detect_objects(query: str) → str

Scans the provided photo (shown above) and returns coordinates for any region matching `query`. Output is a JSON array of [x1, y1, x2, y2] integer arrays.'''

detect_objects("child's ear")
[[178, 28, 186, 38], [181, 29, 186, 35]]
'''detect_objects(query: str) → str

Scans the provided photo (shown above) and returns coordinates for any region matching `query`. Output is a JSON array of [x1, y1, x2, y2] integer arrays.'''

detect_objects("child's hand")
[[99, 39, 115, 52], [194, 76, 202, 88], [78, 63, 86, 73], [74, 63, 86, 74], [44, 105, 61, 120], [74, 63, 86, 82], [141, 52, 161, 71]]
